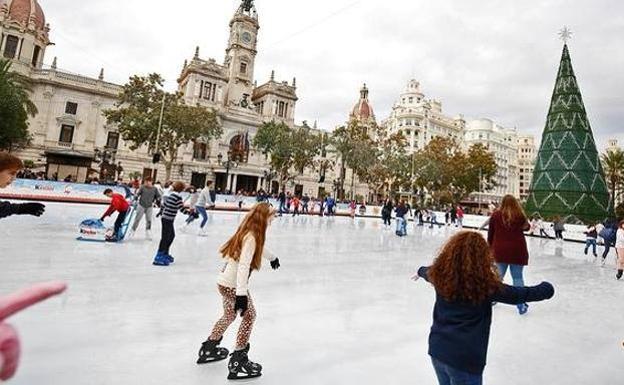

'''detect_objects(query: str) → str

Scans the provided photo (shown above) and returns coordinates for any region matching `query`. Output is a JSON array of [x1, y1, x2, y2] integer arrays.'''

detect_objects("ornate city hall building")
[[1, 0, 369, 198]]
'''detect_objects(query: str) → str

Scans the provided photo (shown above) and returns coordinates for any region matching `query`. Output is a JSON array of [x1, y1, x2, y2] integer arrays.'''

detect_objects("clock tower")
[[223, 0, 259, 108]]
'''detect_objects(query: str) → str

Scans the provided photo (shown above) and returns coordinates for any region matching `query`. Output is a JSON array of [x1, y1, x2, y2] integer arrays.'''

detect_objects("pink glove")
[[0, 281, 67, 381]]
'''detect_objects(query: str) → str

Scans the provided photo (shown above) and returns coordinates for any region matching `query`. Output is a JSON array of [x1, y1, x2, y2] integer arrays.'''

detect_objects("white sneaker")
[[145, 230, 152, 240]]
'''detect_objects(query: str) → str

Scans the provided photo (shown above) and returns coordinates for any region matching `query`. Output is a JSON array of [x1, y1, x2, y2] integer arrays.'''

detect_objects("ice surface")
[[1, 202, 623, 385]]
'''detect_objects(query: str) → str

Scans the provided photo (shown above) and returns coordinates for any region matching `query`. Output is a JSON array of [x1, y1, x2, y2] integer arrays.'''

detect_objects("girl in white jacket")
[[196, 203, 280, 380]]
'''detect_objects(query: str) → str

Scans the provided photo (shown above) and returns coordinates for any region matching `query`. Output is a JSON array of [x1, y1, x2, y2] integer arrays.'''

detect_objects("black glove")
[[270, 258, 281, 270], [234, 295, 248, 316], [17, 203, 45, 217]]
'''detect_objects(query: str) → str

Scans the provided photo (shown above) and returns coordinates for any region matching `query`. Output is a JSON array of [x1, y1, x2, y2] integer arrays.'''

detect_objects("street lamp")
[[94, 148, 117, 182], [217, 151, 238, 193]]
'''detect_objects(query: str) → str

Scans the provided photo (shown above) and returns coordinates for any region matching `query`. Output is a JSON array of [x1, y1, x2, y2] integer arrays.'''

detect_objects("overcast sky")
[[42, 0, 624, 151]]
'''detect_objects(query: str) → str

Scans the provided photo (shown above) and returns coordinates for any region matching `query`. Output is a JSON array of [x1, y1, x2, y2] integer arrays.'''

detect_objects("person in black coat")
[[412, 231, 554, 384], [0, 152, 45, 220]]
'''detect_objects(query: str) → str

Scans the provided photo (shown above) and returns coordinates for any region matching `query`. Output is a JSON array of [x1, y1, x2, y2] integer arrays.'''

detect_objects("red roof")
[[1, 0, 46, 31]]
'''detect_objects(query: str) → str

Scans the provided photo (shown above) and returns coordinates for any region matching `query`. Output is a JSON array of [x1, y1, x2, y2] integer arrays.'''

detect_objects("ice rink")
[[1, 202, 623, 385]]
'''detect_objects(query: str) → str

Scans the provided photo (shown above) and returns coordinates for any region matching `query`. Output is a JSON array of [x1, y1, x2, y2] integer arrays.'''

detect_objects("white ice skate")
[[145, 230, 153, 240], [198, 227, 208, 237], [126, 229, 135, 239]]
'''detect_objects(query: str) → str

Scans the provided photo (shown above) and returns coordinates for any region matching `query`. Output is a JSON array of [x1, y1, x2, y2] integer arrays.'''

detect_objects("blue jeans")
[[431, 358, 482, 385], [196, 206, 208, 228], [585, 239, 597, 255], [497, 263, 525, 310], [396, 217, 407, 235]]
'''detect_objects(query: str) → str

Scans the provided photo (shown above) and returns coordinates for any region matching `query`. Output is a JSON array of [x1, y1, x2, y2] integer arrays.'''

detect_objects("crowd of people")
[[2, 150, 624, 383]]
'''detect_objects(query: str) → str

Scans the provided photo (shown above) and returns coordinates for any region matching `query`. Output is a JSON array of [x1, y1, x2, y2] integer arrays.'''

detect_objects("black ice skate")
[[227, 344, 262, 380], [196, 337, 229, 364]]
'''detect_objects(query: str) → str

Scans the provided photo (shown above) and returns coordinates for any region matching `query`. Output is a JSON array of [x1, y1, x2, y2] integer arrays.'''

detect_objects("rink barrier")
[[1, 181, 595, 244], [0, 179, 132, 204]]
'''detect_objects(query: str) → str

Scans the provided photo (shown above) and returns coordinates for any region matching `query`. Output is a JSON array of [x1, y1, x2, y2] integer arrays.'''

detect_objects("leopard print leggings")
[[209, 285, 256, 350]]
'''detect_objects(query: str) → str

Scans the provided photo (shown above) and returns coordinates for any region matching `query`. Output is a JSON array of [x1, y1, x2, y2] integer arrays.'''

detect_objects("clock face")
[[242, 31, 252, 44]]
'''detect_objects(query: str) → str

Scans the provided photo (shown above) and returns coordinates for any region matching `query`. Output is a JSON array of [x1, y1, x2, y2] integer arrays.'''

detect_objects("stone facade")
[[464, 118, 519, 202], [1, 0, 359, 199], [517, 134, 537, 201], [382, 79, 465, 154]]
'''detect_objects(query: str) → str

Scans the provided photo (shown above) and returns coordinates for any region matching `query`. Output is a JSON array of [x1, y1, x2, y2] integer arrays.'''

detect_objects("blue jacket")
[[417, 266, 554, 374]]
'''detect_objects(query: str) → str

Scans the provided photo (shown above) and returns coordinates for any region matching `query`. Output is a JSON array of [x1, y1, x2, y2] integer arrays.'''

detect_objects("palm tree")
[[601, 148, 624, 206], [0, 58, 38, 152]]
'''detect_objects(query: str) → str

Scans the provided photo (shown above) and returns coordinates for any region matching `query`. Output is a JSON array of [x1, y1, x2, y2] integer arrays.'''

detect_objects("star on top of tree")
[[559, 26, 572, 44]]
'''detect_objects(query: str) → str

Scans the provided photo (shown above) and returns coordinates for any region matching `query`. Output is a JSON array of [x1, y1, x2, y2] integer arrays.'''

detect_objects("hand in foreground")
[[270, 258, 280, 270], [17, 203, 45, 217], [0, 281, 67, 381], [234, 296, 248, 316]]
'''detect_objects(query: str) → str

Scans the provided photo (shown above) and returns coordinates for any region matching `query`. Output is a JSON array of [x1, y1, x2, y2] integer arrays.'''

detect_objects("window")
[[202, 82, 217, 102], [59, 125, 74, 144], [3, 35, 18, 59], [255, 101, 264, 115], [106, 132, 119, 150], [65, 102, 78, 115], [409, 97, 413, 103], [32, 46, 41, 66], [193, 142, 207, 160], [277, 101, 287, 118], [239, 62, 247, 75]]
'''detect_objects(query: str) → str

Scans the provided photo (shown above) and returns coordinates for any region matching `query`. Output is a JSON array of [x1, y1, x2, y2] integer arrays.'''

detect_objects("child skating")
[[101, 188, 130, 242], [583, 223, 598, 257], [412, 231, 555, 384], [153, 181, 185, 266], [196, 203, 280, 380]]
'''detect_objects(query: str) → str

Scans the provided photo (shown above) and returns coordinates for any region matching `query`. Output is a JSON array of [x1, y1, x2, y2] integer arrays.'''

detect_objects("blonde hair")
[[220, 203, 275, 271]]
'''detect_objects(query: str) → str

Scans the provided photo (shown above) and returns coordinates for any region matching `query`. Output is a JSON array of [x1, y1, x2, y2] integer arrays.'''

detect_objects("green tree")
[[601, 148, 624, 206], [104, 74, 221, 180], [412, 137, 497, 204], [253, 121, 321, 191], [0, 58, 37, 151]]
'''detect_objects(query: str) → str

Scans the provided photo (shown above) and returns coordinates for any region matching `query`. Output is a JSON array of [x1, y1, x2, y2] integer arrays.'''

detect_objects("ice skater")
[[183, 186, 200, 227], [129, 177, 161, 240], [0, 152, 45, 219], [101, 188, 130, 242], [381, 199, 393, 228], [194, 181, 215, 236], [395, 200, 408, 236], [487, 195, 532, 315], [583, 223, 598, 257], [195, 203, 281, 380], [552, 216, 565, 241], [616, 220, 624, 280], [412, 231, 554, 385], [153, 181, 185, 266], [599, 219, 618, 265]]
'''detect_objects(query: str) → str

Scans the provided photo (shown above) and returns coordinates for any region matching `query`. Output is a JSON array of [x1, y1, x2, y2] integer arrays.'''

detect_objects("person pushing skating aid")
[[101, 188, 130, 242], [195, 202, 280, 380]]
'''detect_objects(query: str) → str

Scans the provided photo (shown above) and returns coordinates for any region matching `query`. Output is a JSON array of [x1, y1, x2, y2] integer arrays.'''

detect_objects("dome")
[[351, 84, 375, 121], [0, 0, 46, 31]]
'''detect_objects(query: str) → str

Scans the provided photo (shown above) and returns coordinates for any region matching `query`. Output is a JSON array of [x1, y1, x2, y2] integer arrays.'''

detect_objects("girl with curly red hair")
[[414, 231, 554, 385]]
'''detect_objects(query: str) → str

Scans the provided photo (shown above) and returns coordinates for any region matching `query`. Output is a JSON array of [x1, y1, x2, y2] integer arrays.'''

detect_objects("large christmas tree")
[[525, 42, 612, 223]]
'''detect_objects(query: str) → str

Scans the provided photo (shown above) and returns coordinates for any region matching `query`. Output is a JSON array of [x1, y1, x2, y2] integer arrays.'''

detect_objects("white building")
[[464, 118, 519, 201], [517, 134, 537, 201], [606, 139, 620, 153], [382, 79, 465, 154], [1, 0, 359, 199]]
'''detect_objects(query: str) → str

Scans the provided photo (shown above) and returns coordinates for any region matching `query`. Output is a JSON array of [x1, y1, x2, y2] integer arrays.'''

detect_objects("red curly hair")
[[428, 231, 502, 304]]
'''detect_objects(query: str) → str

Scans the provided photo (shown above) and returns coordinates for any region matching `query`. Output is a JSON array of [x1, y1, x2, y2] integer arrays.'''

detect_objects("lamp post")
[[217, 151, 238, 194]]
